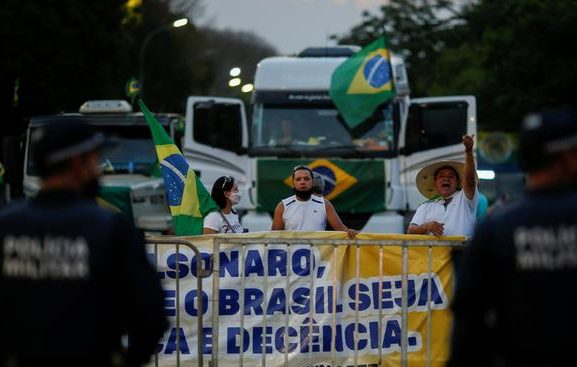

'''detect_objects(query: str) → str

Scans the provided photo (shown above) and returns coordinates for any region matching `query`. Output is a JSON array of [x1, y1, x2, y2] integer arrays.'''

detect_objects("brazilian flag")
[[138, 100, 218, 235], [329, 37, 396, 130], [125, 78, 141, 97]]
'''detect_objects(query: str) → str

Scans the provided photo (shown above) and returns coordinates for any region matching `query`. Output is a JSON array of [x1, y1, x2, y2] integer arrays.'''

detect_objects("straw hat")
[[416, 161, 477, 199]]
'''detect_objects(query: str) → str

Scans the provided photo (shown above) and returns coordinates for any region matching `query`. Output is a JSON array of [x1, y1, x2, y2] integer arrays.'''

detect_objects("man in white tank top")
[[271, 165, 358, 238]]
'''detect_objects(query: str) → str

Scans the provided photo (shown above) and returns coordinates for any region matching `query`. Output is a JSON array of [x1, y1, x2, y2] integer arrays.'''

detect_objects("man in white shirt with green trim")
[[407, 135, 479, 238]]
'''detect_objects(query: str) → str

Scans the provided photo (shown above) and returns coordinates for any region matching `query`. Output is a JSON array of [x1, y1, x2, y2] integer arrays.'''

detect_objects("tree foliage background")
[[2, 0, 576, 132], [334, 0, 577, 130], [0, 0, 276, 133]]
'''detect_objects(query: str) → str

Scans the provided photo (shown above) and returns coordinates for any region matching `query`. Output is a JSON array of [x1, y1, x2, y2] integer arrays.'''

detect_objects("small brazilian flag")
[[138, 100, 218, 235], [329, 37, 396, 130], [125, 78, 141, 98]]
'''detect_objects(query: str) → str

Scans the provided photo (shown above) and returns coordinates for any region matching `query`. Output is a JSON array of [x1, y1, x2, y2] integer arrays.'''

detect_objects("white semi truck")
[[184, 46, 476, 233], [23, 100, 181, 233]]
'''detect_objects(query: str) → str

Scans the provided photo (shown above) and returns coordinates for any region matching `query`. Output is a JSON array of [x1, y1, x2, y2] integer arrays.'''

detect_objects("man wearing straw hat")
[[407, 135, 478, 237]]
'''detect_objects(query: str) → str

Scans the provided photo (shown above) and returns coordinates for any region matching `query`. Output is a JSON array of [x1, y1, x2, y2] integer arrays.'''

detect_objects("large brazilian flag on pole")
[[138, 100, 218, 235], [329, 37, 396, 130]]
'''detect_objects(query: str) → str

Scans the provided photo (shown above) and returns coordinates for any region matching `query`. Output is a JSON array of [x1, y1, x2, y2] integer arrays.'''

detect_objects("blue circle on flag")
[[363, 55, 391, 88], [160, 154, 189, 206], [313, 166, 336, 196]]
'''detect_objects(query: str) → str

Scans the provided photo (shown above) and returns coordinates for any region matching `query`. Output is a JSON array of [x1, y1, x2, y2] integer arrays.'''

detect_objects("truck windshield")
[[27, 125, 159, 176], [250, 100, 396, 157], [99, 125, 159, 174]]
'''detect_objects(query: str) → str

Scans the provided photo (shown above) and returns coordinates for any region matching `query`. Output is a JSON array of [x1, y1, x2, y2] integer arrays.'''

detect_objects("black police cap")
[[31, 119, 107, 170], [518, 109, 577, 172]]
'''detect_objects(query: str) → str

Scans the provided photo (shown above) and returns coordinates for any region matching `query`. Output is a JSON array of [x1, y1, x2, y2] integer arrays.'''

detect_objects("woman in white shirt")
[[203, 176, 244, 234]]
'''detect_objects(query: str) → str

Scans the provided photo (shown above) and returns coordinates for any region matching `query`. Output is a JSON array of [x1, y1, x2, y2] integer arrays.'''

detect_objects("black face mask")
[[293, 187, 313, 200], [81, 177, 101, 200]]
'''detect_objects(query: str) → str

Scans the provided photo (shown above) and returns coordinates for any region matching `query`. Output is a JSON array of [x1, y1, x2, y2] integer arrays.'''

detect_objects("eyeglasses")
[[221, 176, 233, 190]]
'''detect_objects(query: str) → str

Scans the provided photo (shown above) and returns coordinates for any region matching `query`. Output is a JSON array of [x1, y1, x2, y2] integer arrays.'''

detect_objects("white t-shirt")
[[282, 195, 327, 231], [410, 189, 479, 238], [203, 211, 243, 233]]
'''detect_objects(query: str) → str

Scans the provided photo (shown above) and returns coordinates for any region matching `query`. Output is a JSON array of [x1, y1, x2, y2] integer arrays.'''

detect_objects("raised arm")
[[462, 134, 477, 200], [271, 202, 285, 230]]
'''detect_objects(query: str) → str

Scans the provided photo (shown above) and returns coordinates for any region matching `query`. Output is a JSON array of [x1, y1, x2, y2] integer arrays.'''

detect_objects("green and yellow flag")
[[329, 37, 396, 130], [138, 100, 218, 235], [125, 78, 141, 97]]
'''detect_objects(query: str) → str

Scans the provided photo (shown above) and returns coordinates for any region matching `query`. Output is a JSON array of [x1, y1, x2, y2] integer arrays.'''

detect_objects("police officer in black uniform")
[[448, 109, 577, 366], [0, 120, 167, 367]]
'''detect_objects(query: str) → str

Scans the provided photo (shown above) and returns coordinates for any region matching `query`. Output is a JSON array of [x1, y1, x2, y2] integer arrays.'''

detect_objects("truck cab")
[[23, 100, 183, 233], [185, 47, 476, 233]]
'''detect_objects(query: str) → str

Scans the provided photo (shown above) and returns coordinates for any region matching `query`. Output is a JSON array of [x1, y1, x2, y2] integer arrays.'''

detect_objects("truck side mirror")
[[193, 103, 243, 153]]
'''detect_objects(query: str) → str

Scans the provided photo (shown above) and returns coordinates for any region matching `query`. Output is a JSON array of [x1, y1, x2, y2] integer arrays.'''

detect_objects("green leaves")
[[1, 0, 276, 117]]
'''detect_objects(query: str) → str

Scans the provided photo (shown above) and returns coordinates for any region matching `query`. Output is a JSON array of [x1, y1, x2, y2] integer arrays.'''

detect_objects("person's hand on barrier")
[[345, 228, 359, 239], [425, 221, 444, 236]]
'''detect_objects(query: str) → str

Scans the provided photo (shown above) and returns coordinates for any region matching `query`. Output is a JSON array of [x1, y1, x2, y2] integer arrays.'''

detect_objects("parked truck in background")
[[185, 46, 477, 233], [23, 100, 182, 233]]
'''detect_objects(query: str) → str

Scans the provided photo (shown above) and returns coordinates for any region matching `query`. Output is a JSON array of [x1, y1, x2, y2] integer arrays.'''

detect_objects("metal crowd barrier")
[[147, 235, 466, 367], [146, 237, 211, 367], [211, 237, 466, 367]]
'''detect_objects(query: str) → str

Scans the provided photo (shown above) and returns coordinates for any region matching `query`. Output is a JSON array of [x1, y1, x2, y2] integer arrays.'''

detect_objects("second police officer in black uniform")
[[448, 109, 577, 367]]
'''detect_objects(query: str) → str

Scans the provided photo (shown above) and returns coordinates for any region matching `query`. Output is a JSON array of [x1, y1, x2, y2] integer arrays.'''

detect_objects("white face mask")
[[228, 192, 242, 205]]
